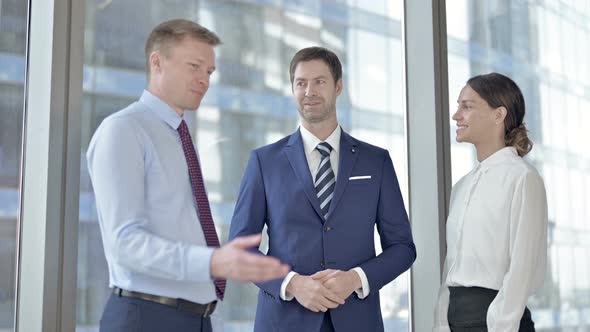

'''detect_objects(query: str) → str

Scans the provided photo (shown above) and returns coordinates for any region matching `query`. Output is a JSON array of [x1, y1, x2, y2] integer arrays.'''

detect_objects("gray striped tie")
[[315, 142, 335, 219]]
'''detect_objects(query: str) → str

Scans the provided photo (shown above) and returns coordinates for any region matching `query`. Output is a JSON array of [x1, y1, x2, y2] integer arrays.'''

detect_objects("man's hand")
[[311, 269, 362, 300], [286, 274, 346, 312], [210, 234, 290, 282]]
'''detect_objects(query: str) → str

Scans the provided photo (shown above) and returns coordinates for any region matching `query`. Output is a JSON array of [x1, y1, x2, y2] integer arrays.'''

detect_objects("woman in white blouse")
[[433, 73, 548, 332]]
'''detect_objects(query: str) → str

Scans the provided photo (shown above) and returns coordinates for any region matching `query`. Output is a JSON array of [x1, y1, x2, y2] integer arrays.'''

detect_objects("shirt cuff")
[[186, 245, 216, 282], [352, 267, 370, 299], [280, 271, 298, 301]]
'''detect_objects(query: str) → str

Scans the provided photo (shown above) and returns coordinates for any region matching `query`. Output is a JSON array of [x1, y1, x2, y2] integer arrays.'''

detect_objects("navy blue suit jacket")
[[229, 128, 416, 332]]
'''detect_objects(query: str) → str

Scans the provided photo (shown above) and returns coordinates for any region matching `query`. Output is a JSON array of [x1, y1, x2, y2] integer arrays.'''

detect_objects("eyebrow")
[[457, 99, 475, 104], [295, 75, 328, 81]]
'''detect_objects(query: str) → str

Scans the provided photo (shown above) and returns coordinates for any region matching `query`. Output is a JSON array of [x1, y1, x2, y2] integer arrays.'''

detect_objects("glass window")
[[0, 0, 28, 330], [447, 1, 590, 330], [77, 0, 408, 331]]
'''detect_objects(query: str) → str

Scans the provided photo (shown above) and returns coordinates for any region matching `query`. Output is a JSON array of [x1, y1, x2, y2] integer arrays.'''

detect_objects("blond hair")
[[145, 19, 221, 80]]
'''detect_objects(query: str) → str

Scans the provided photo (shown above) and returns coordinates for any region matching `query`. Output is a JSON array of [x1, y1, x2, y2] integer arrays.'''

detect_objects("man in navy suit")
[[229, 46, 416, 332]]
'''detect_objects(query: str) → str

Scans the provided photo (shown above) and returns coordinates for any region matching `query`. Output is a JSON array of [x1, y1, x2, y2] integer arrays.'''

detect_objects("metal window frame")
[[16, 0, 84, 331], [403, 0, 451, 331]]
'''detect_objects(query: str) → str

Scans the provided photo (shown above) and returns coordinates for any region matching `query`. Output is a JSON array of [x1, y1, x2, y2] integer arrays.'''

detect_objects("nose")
[[305, 83, 316, 97], [452, 108, 460, 121], [198, 75, 209, 88], [195, 69, 209, 88]]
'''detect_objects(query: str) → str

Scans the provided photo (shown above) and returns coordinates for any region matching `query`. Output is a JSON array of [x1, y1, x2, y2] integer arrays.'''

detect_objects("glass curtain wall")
[[0, 0, 28, 331], [76, 0, 409, 331], [447, 1, 590, 331]]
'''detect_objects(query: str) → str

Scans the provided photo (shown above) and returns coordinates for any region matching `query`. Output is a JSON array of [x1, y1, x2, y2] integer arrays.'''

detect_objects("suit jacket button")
[[320, 261, 325, 268], [325, 226, 332, 232]]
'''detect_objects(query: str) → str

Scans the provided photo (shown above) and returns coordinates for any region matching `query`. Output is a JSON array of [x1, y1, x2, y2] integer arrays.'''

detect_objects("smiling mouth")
[[304, 102, 321, 107]]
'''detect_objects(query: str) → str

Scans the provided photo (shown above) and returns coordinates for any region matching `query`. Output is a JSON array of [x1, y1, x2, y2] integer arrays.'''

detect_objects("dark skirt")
[[447, 286, 535, 332]]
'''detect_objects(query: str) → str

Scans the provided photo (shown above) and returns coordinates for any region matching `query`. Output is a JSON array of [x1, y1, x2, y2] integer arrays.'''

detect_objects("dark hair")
[[467, 72, 533, 157], [145, 19, 221, 80], [289, 46, 342, 85]]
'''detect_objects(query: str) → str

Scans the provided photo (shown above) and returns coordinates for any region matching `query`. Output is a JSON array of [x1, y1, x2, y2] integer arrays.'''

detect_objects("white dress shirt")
[[279, 125, 370, 301], [433, 147, 548, 332], [87, 90, 218, 305]]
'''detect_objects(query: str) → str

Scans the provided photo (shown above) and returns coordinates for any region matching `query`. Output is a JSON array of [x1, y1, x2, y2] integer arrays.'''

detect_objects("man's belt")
[[113, 287, 217, 317]]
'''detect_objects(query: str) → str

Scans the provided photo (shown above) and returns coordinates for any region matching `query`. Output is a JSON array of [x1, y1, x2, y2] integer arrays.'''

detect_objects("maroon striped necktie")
[[177, 120, 226, 300]]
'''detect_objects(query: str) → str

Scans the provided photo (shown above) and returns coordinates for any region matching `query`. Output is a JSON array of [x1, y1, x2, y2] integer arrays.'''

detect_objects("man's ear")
[[149, 51, 162, 75], [335, 78, 343, 96]]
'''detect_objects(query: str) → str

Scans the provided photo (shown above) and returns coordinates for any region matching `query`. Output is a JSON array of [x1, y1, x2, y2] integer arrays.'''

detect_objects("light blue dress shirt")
[[87, 90, 217, 304]]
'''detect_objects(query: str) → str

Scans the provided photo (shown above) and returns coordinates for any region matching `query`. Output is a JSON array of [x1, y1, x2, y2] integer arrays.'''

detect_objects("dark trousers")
[[100, 293, 212, 332], [448, 286, 535, 332], [320, 310, 335, 332]]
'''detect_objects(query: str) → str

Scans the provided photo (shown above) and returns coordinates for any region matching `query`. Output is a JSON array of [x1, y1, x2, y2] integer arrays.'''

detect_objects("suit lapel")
[[284, 130, 325, 222], [327, 130, 358, 219]]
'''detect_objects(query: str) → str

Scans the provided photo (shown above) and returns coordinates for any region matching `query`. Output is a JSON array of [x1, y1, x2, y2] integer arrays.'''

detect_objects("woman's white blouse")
[[434, 147, 548, 332]]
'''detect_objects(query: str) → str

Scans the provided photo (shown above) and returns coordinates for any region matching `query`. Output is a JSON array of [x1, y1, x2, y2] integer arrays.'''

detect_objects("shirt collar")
[[140, 89, 185, 130], [300, 125, 341, 156], [478, 146, 518, 171]]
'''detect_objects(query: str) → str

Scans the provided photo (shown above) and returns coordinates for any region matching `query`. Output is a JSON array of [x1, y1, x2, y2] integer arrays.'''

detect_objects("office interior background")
[[0, 0, 589, 331]]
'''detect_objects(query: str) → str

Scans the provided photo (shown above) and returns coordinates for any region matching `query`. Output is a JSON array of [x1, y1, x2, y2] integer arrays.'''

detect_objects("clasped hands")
[[286, 269, 362, 312]]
